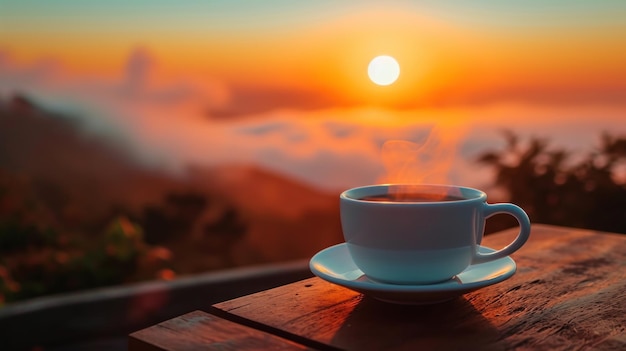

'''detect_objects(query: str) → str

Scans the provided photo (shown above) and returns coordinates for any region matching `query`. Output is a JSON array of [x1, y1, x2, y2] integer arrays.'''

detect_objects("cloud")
[[235, 120, 294, 136], [0, 50, 63, 92], [2, 47, 626, 193], [207, 84, 341, 118], [123, 46, 153, 94]]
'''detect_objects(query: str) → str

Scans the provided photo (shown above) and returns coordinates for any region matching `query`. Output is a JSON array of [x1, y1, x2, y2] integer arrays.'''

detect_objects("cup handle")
[[472, 203, 531, 264]]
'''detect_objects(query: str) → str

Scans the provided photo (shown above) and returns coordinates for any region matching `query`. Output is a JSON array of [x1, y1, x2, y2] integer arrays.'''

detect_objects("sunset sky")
[[1, 0, 625, 190], [3, 1, 626, 111]]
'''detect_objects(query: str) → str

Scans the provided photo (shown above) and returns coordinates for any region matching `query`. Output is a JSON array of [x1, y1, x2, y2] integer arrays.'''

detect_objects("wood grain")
[[213, 224, 626, 351], [129, 310, 309, 351]]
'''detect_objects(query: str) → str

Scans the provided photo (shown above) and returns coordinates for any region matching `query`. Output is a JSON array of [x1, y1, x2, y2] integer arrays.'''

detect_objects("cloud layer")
[[2, 48, 625, 192]]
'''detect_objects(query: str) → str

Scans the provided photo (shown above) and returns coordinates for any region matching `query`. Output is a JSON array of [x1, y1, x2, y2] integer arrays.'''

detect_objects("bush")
[[0, 216, 170, 304], [477, 131, 626, 234]]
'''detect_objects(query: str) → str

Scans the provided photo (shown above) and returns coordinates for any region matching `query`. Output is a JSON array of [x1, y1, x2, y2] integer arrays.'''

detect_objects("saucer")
[[309, 243, 516, 305]]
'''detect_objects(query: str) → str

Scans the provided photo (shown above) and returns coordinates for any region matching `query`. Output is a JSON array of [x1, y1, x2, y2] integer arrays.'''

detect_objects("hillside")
[[0, 94, 342, 302]]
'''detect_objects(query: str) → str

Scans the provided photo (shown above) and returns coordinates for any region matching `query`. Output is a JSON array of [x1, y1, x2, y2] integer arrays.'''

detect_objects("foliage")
[[141, 192, 208, 244], [478, 131, 626, 234], [0, 214, 163, 305], [138, 191, 248, 267], [0, 170, 247, 305]]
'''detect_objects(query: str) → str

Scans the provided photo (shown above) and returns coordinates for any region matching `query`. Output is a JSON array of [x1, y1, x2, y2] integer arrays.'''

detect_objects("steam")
[[379, 125, 466, 199]]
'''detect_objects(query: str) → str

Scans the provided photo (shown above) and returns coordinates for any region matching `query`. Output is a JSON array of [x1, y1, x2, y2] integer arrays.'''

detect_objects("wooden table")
[[129, 224, 626, 350]]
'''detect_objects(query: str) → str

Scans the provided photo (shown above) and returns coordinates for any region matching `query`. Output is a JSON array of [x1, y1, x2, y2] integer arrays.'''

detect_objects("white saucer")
[[309, 243, 516, 305]]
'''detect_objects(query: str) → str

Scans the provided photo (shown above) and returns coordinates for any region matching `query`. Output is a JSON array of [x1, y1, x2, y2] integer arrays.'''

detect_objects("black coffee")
[[359, 193, 465, 202]]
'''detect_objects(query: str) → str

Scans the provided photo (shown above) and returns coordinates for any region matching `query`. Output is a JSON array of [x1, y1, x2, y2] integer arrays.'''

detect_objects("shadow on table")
[[331, 296, 506, 350]]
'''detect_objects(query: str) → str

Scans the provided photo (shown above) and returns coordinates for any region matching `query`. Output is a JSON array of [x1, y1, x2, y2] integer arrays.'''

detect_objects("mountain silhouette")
[[0, 94, 343, 276]]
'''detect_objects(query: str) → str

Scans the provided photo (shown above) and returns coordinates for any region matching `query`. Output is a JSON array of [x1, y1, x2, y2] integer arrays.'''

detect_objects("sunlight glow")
[[368, 55, 400, 86]]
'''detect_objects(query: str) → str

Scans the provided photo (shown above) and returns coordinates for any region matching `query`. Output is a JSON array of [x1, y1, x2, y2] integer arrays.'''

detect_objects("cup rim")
[[340, 183, 487, 204]]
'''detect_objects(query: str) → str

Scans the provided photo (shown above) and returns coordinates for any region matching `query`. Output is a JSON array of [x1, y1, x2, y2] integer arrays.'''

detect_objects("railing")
[[0, 259, 313, 350]]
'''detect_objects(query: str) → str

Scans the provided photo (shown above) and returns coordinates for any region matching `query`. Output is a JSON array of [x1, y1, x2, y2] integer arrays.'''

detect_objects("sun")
[[368, 55, 400, 86]]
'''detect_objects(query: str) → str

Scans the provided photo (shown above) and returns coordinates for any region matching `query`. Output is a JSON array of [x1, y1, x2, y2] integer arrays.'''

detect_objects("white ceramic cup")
[[340, 184, 531, 285]]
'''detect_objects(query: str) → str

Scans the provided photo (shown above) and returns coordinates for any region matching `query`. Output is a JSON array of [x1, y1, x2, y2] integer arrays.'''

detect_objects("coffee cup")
[[340, 184, 530, 285]]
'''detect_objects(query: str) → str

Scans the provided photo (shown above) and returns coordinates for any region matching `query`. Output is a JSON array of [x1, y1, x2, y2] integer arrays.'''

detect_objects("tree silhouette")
[[140, 191, 246, 242], [141, 192, 208, 245], [478, 131, 626, 234]]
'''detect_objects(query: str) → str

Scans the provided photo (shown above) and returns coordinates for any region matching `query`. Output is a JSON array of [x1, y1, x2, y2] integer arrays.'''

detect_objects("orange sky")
[[2, 1, 625, 116]]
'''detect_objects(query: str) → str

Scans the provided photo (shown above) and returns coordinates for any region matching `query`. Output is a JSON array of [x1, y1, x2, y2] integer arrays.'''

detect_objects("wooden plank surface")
[[129, 310, 309, 351], [212, 224, 626, 351]]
